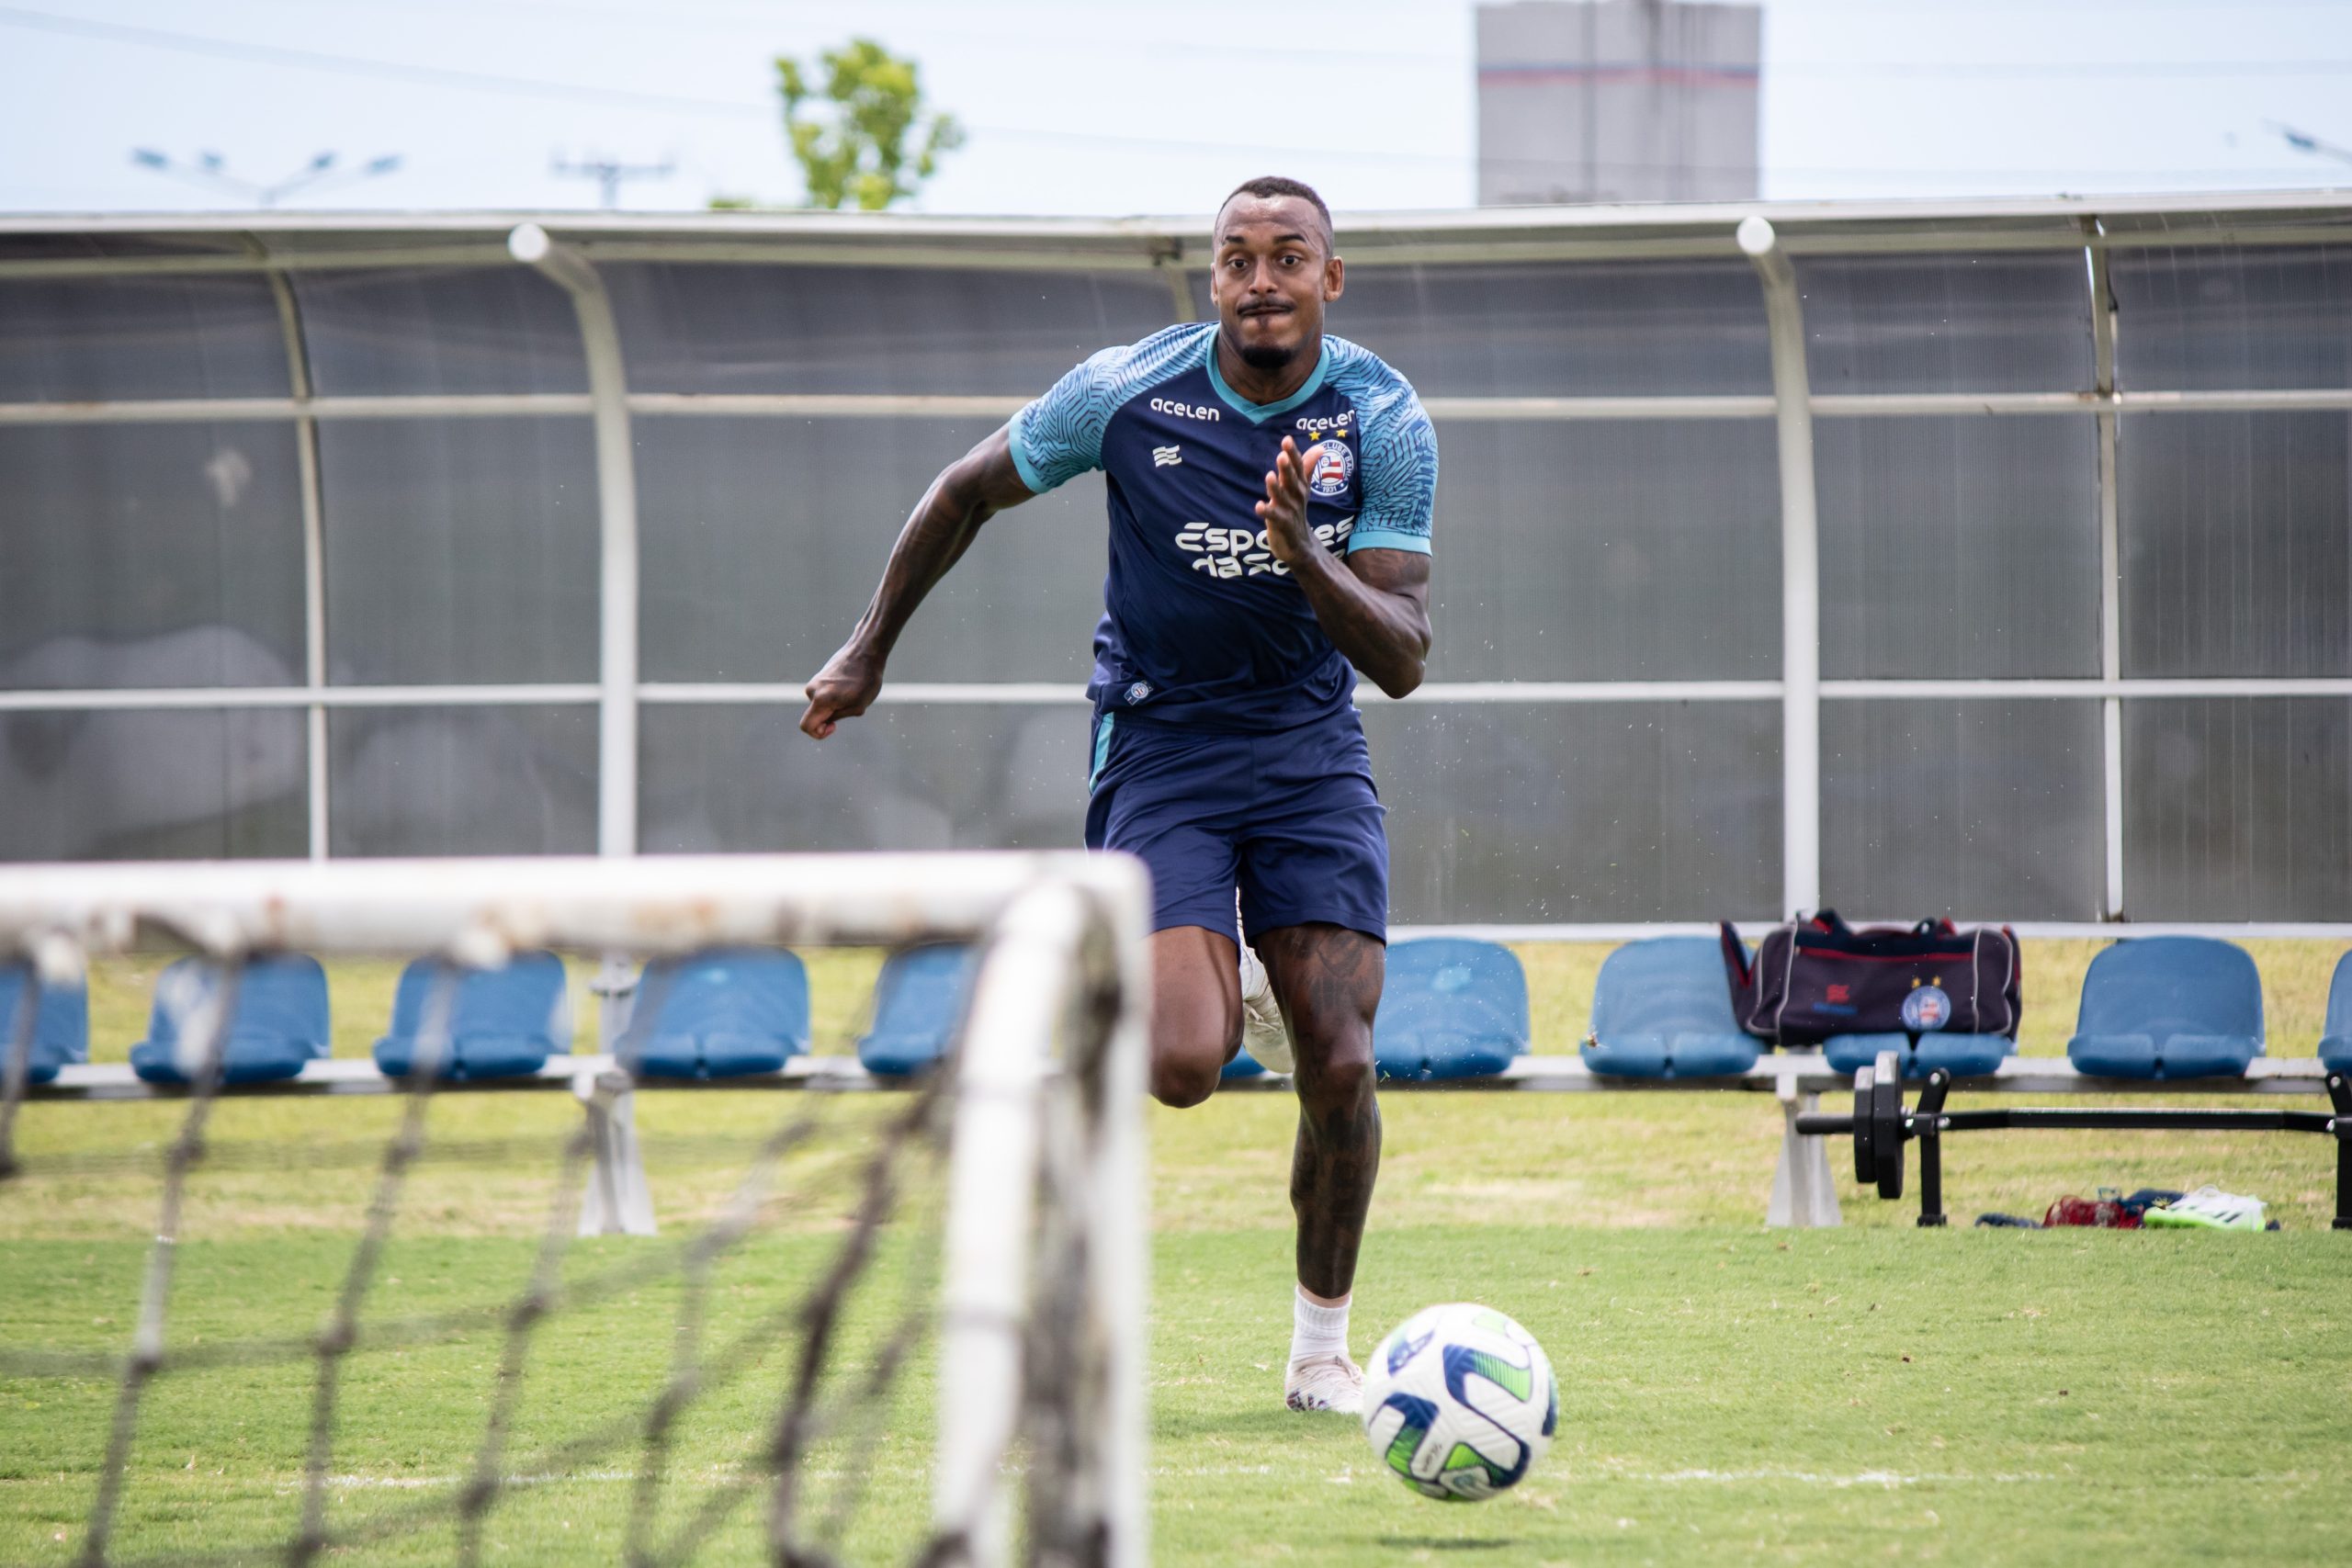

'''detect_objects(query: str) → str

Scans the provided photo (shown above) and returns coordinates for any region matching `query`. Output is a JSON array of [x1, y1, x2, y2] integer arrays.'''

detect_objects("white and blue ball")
[[1361, 1303, 1556, 1501]]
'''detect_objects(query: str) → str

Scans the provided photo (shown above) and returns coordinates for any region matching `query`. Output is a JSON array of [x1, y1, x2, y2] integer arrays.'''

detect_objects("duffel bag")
[[1719, 910, 2020, 1047]]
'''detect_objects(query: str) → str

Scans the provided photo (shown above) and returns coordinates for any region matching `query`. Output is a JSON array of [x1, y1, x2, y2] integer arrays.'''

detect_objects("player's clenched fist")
[[1256, 434, 1315, 567], [799, 642, 885, 739]]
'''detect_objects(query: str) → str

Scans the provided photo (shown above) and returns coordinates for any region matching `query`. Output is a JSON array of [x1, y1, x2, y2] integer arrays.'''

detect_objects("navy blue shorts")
[[1083, 706, 1388, 946]]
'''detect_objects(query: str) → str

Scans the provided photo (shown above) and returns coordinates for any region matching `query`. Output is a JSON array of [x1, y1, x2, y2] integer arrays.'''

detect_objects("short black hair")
[[1216, 175, 1333, 251]]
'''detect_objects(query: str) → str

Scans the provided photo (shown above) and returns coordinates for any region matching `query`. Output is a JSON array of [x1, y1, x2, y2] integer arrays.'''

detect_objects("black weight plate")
[[1852, 1073, 1875, 1186], [1872, 1072, 1905, 1200]]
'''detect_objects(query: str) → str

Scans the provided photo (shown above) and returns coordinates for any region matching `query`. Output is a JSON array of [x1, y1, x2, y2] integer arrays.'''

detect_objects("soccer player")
[[799, 175, 1436, 1415]]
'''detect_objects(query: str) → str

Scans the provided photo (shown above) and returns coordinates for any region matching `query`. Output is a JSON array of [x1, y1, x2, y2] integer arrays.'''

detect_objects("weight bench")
[[1797, 1048, 2352, 1228]]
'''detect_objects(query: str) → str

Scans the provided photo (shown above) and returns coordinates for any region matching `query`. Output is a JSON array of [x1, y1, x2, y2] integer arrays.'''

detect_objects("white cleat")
[[1238, 942, 1292, 1074], [1284, 1352, 1364, 1415]]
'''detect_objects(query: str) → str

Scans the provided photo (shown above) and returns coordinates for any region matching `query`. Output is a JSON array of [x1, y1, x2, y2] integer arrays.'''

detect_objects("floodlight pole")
[[128, 149, 401, 208], [508, 223, 638, 861], [1737, 216, 1823, 918]]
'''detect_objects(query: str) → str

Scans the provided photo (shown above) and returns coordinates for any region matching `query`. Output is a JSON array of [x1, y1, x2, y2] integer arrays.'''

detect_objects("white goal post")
[[0, 851, 1152, 1568]]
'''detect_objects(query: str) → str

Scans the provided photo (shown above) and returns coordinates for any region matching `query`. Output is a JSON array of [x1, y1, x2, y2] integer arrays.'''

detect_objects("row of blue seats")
[[0, 939, 1526, 1086], [0, 943, 981, 1086], [1586, 933, 2343, 1081], [6, 935, 2346, 1089], [1253, 933, 2346, 1084]]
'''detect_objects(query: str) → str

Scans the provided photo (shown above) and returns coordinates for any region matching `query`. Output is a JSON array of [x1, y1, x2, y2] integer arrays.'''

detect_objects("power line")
[[1775, 58, 2352, 78], [0, 8, 1450, 168], [0, 6, 772, 118], [6, 5, 2349, 186], [111, 0, 1476, 71], [9, 4, 2352, 105]]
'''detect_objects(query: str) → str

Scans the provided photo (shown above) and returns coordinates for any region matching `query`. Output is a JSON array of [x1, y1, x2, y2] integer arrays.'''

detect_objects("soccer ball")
[[1361, 1303, 1555, 1501]]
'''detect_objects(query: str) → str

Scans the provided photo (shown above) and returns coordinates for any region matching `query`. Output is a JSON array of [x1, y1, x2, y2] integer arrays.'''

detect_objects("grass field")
[[5, 942, 2349, 1565]]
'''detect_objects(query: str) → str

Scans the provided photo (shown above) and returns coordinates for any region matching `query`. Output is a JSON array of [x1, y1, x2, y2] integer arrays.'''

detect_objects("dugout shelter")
[[4, 193, 2350, 935]]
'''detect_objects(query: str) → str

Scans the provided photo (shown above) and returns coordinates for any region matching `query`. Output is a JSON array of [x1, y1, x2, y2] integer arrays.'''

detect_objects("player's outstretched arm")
[[799, 425, 1036, 739], [1256, 435, 1432, 700]]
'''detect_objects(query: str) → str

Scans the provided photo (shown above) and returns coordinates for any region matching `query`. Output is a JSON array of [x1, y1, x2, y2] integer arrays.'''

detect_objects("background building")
[[1478, 0, 1762, 206]]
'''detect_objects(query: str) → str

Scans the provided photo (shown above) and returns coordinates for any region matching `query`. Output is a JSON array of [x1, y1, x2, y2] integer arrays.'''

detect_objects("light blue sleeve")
[[1347, 378, 1438, 557], [1008, 324, 1214, 495], [1008, 347, 1120, 494]]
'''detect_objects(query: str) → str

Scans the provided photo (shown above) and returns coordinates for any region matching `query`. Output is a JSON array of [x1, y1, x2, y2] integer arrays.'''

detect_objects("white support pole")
[[574, 1066, 657, 1237], [263, 269, 332, 861], [1738, 216, 1823, 917], [2088, 224, 2128, 919], [510, 222, 639, 859], [1768, 1076, 1842, 1229]]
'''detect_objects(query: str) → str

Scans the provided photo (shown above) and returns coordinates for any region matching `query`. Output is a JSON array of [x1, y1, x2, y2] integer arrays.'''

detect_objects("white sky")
[[2, 0, 2350, 218]]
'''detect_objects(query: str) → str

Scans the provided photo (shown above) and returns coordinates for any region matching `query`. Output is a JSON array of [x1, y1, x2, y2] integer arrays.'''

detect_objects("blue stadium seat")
[[2067, 936, 2264, 1080], [1581, 935, 1759, 1079], [372, 951, 569, 1081], [618, 949, 809, 1080], [0, 960, 89, 1085], [1374, 938, 1529, 1081], [2319, 951, 2352, 1073], [857, 944, 978, 1077], [129, 954, 330, 1086], [1823, 1032, 2011, 1079]]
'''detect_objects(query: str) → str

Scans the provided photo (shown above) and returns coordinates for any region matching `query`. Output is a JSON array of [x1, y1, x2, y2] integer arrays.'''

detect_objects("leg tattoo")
[[1261, 925, 1384, 1300]]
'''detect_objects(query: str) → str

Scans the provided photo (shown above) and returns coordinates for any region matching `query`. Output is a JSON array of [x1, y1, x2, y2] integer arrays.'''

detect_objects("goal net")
[[0, 852, 1149, 1568]]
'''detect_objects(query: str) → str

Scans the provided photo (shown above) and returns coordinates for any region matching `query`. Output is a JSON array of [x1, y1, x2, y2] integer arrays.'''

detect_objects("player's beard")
[[1224, 321, 1303, 372]]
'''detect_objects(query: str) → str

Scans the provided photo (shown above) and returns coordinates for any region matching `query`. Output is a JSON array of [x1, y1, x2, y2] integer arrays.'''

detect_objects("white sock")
[[1289, 1286, 1351, 1366], [1238, 940, 1269, 1002]]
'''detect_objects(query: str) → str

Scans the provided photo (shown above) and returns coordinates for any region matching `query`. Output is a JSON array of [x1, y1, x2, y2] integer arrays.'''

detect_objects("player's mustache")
[[1238, 299, 1293, 317]]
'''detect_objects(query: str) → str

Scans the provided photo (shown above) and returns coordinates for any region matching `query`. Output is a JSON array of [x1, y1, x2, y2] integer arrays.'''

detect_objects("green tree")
[[740, 38, 963, 211]]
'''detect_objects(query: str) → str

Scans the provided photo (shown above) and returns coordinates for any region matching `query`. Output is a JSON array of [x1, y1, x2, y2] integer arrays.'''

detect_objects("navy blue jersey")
[[1009, 322, 1438, 732]]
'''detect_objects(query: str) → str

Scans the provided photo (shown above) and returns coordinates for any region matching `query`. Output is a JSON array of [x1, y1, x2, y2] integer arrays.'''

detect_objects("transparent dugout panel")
[[637, 416, 1105, 685], [1362, 701, 1781, 923], [638, 702, 1089, 855], [1426, 418, 1781, 682], [1821, 699, 2103, 921], [1310, 259, 1771, 398], [318, 417, 599, 686], [2110, 244, 2352, 391], [604, 263, 1175, 396], [291, 266, 586, 396], [1815, 415, 2099, 679], [329, 704, 596, 856], [1793, 252, 2094, 395], [0, 423, 305, 687], [2122, 696, 2351, 921], [2118, 412, 2350, 678], [0, 274, 291, 402], [0, 707, 306, 861]]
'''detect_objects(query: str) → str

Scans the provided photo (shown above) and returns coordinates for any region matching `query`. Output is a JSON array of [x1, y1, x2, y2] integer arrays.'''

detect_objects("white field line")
[[1621, 1467, 2056, 1487], [309, 1462, 2324, 1494]]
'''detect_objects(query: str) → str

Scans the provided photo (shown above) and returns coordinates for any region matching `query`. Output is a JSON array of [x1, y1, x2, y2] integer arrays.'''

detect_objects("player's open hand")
[[1256, 434, 1314, 567], [799, 642, 885, 740]]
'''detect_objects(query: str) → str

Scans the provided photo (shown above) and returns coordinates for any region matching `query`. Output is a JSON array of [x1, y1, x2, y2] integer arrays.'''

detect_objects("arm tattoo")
[[1290, 547, 1432, 700]]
